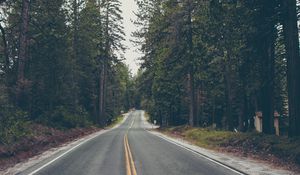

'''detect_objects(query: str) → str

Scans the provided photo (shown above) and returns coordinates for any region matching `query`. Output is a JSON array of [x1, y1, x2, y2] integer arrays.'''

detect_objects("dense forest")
[[1, 0, 300, 147], [1, 0, 300, 173], [133, 0, 300, 137], [0, 0, 134, 144]]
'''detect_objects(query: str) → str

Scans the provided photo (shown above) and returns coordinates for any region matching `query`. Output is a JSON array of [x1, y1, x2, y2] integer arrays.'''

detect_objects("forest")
[[1, 0, 300, 173], [0, 0, 135, 144], [133, 0, 300, 137], [0, 0, 300, 146]]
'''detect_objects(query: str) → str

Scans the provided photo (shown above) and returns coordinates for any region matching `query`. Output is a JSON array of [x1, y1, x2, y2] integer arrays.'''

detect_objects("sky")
[[120, 0, 142, 76]]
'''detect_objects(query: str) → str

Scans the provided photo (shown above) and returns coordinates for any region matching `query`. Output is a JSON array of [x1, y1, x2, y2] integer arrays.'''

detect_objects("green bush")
[[0, 107, 30, 145], [39, 106, 91, 129]]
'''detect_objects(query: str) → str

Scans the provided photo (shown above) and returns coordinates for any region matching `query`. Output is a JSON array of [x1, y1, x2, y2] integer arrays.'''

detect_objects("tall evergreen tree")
[[282, 0, 300, 137]]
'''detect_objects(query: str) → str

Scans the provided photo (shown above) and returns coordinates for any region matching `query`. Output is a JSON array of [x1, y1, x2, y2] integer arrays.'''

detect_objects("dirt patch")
[[0, 124, 101, 171]]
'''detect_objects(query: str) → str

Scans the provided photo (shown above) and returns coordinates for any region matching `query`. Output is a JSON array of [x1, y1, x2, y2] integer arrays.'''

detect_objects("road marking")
[[126, 135, 137, 175], [27, 114, 130, 175], [124, 135, 131, 175], [28, 131, 105, 175], [140, 110, 246, 175], [146, 130, 246, 175], [130, 120, 134, 129], [124, 134, 137, 175]]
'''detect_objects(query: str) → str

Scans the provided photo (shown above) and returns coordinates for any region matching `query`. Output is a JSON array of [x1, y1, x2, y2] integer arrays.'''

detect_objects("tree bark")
[[224, 51, 234, 131], [187, 72, 195, 126], [70, 0, 79, 107], [98, 2, 110, 126], [186, 0, 195, 127], [72, 0, 79, 59], [256, 1, 276, 134], [99, 62, 106, 126], [16, 0, 30, 107], [282, 0, 300, 137], [261, 30, 275, 134], [0, 23, 9, 73]]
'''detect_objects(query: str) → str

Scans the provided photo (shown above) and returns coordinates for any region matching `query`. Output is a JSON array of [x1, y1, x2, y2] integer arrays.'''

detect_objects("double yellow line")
[[124, 134, 137, 175]]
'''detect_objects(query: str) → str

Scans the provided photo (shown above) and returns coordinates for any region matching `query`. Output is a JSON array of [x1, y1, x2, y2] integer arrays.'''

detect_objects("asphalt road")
[[19, 110, 242, 175]]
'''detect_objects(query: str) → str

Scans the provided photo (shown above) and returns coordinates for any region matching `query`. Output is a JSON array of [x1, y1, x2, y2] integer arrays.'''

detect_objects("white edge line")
[[140, 113, 244, 175], [146, 130, 245, 175], [28, 132, 101, 175], [28, 114, 130, 175], [144, 129, 245, 175]]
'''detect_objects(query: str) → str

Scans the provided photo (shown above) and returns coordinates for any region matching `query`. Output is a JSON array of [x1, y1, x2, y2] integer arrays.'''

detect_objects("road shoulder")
[[141, 113, 296, 175]]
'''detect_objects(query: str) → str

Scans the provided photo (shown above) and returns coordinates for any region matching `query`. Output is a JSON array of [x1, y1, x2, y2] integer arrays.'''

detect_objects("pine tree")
[[98, 0, 125, 125], [282, 0, 300, 137]]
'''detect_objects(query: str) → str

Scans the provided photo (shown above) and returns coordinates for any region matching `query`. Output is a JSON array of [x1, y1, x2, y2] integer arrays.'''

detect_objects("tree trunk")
[[16, 0, 30, 107], [70, 0, 79, 107], [282, 0, 300, 137], [241, 94, 249, 132], [72, 0, 79, 60], [224, 52, 234, 131], [0, 23, 9, 73], [257, 1, 276, 134], [239, 88, 249, 132], [187, 72, 195, 126], [99, 62, 106, 126], [261, 31, 275, 134], [195, 85, 201, 127], [98, 1, 110, 126], [186, 0, 195, 127]]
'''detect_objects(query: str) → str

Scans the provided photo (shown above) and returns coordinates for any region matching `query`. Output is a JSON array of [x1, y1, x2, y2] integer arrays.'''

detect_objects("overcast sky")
[[120, 0, 142, 76]]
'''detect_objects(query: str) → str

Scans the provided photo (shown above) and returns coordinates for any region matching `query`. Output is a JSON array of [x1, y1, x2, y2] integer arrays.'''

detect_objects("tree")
[[76, 0, 103, 121], [184, 0, 195, 127], [98, 0, 125, 126], [16, 0, 30, 108], [257, 1, 278, 134], [282, 0, 300, 137]]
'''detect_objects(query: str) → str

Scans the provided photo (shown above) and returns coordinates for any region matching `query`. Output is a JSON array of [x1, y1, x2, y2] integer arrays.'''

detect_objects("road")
[[19, 110, 243, 175]]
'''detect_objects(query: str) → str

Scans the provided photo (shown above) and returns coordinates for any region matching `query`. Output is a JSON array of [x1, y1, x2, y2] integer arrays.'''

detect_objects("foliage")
[[133, 0, 293, 135], [38, 106, 91, 129], [0, 0, 131, 142], [0, 99, 29, 145]]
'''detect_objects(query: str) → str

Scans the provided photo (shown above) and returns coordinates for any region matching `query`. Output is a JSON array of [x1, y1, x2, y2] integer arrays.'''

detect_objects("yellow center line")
[[124, 135, 131, 175], [124, 117, 138, 175], [125, 135, 137, 175], [124, 116, 137, 175]]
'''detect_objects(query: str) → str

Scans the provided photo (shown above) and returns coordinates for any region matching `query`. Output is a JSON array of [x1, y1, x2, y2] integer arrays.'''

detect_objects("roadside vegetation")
[[160, 126, 300, 171], [106, 114, 125, 129], [0, 123, 99, 170]]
